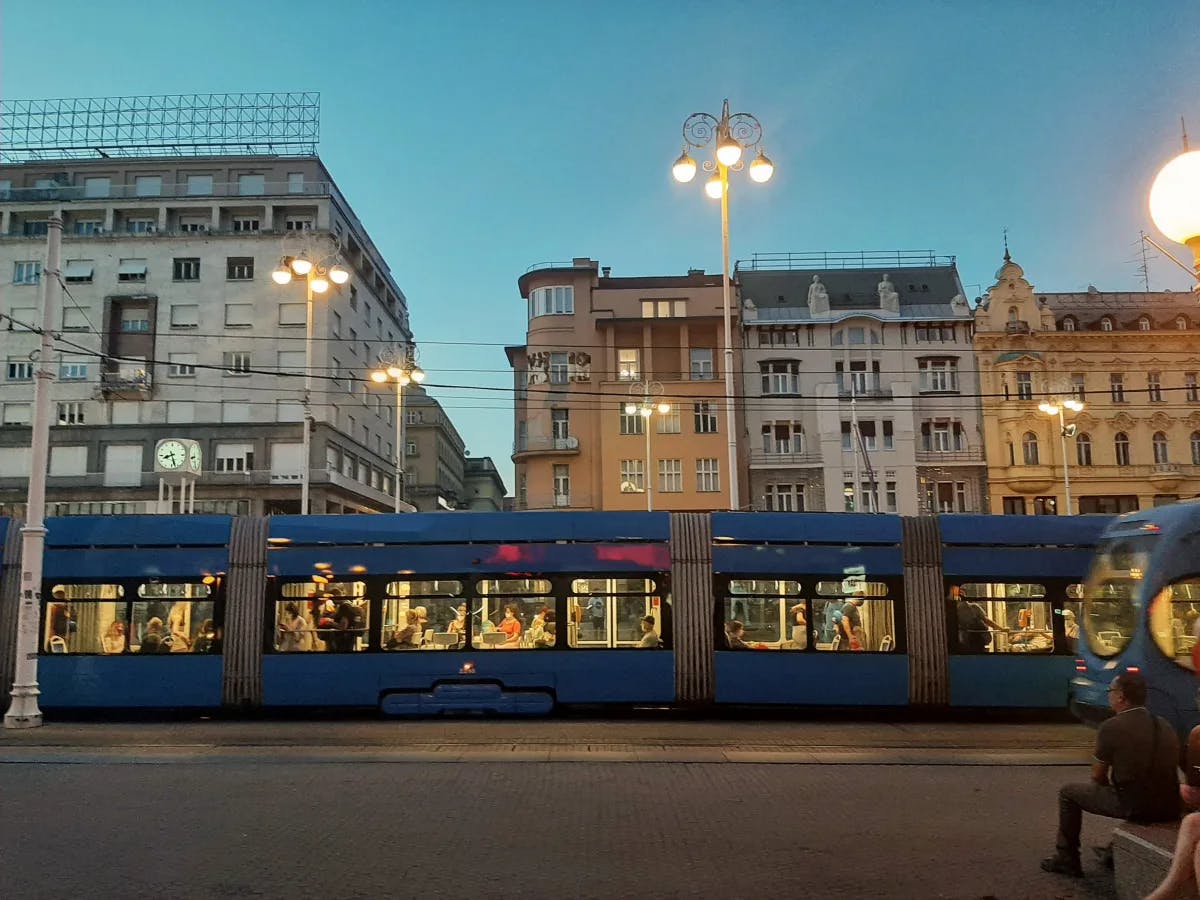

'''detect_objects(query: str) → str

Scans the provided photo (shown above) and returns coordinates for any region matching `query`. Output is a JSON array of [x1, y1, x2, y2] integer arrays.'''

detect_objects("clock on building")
[[154, 439, 188, 473], [187, 442, 202, 474]]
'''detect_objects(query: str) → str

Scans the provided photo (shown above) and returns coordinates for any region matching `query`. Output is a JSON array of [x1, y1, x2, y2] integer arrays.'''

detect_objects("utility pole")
[[5, 212, 61, 728]]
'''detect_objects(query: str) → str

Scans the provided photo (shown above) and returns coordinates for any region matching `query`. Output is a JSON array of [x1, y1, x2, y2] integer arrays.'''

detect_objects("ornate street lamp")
[[370, 346, 425, 512], [623, 380, 670, 511], [1148, 125, 1200, 288], [1038, 397, 1084, 515], [672, 100, 774, 510]]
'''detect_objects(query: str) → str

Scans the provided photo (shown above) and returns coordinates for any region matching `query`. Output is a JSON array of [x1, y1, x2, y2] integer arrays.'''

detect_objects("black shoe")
[[1041, 855, 1084, 877], [1092, 844, 1114, 870]]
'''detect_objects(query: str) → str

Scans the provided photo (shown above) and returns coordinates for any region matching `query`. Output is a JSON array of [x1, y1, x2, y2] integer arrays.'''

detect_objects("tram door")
[[570, 579, 658, 648]]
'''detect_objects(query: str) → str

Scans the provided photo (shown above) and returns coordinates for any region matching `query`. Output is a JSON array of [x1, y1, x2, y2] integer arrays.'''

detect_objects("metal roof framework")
[[0, 92, 320, 162]]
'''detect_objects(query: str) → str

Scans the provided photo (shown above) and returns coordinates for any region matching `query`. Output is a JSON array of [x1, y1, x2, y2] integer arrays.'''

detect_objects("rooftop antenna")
[[1136, 230, 1155, 292], [1003, 227, 1010, 262], [1183, 116, 1191, 152]]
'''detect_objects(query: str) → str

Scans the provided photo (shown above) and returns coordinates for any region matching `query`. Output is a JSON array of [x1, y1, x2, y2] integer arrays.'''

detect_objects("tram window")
[[567, 581, 667, 649], [812, 597, 896, 652], [474, 595, 555, 649], [478, 578, 552, 595], [132, 582, 216, 654], [728, 579, 801, 596], [1083, 579, 1138, 659], [43, 584, 124, 654], [816, 580, 889, 598], [274, 581, 368, 652], [1059, 587, 1083, 652], [387, 580, 463, 598], [952, 584, 1052, 654], [1149, 579, 1200, 671], [382, 592, 464, 651]]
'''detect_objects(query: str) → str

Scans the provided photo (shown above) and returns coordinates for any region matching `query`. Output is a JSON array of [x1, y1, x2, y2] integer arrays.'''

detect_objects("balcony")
[[749, 450, 823, 468], [99, 367, 152, 399], [553, 494, 571, 508], [1148, 463, 1185, 489], [0, 180, 336, 204], [915, 448, 985, 464], [1005, 465, 1054, 494], [1005, 321, 1031, 334], [512, 435, 580, 460]]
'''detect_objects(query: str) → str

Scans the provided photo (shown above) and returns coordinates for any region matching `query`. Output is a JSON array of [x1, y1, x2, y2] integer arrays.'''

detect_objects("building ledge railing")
[[736, 250, 954, 272], [512, 435, 581, 458], [0, 181, 336, 204], [749, 450, 823, 467], [915, 449, 985, 463]]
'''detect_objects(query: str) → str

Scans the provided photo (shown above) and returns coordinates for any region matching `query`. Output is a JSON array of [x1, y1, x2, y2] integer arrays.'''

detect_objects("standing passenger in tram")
[[839, 597, 865, 651], [954, 587, 1001, 653], [278, 603, 308, 651]]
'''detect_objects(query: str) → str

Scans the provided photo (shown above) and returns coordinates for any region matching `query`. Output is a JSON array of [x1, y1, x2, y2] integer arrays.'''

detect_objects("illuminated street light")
[[625, 381, 670, 512], [1148, 125, 1200, 289], [672, 99, 774, 511], [1038, 395, 1085, 515], [370, 346, 426, 513]]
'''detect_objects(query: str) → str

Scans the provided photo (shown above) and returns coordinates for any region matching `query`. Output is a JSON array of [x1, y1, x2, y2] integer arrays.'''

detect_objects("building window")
[[548, 352, 569, 384], [23, 220, 49, 236], [223, 351, 251, 375], [168, 353, 197, 377], [236, 172, 265, 194], [279, 303, 306, 326], [886, 480, 898, 513], [1070, 373, 1086, 401], [7, 358, 33, 381], [1139, 317, 1151, 331], [348, 329, 358, 355], [1033, 496, 1057, 516], [215, 443, 254, 473], [1114, 432, 1131, 466], [641, 299, 685, 318], [226, 257, 254, 280], [693, 402, 718, 434], [74, 219, 104, 235], [619, 409, 645, 435], [760, 361, 800, 395], [919, 359, 958, 392], [1079, 496, 1139, 515], [2, 403, 32, 425], [173, 258, 200, 281], [764, 484, 803, 512], [656, 407, 680, 433], [1022, 431, 1039, 465], [134, 175, 162, 197], [170, 304, 199, 328], [690, 348, 714, 380], [1061, 317, 1076, 331], [178, 219, 207, 233], [117, 259, 148, 283], [620, 459, 645, 493], [332, 312, 342, 338], [921, 420, 965, 452], [1192, 432, 1200, 466], [63, 260, 94, 284], [1153, 431, 1170, 464], [1002, 497, 1026, 515], [225, 304, 253, 327], [1101, 317, 1113, 331], [1016, 371, 1032, 400], [56, 402, 85, 425], [1147, 372, 1163, 402], [125, 219, 156, 234], [59, 359, 88, 381], [119, 307, 150, 332], [528, 286, 574, 319], [285, 217, 313, 232], [1178, 316, 1189, 330], [1187, 373, 1199, 403], [13, 261, 41, 285], [617, 348, 640, 381], [658, 459, 683, 492], [185, 174, 213, 195], [1076, 433, 1092, 466], [553, 465, 570, 506], [762, 421, 803, 454], [551, 408, 569, 441], [696, 458, 720, 492], [287, 173, 305, 193], [277, 350, 305, 375], [83, 176, 110, 198], [1110, 373, 1125, 403], [882, 419, 894, 450]]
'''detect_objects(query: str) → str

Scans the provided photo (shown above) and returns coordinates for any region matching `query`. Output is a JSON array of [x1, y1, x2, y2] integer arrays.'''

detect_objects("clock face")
[[157, 440, 186, 470], [188, 443, 202, 471]]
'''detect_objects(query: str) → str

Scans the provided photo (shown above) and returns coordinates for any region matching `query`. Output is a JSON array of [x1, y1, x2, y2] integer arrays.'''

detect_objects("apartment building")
[[507, 258, 737, 511], [0, 153, 414, 515], [976, 252, 1200, 514], [738, 252, 985, 514]]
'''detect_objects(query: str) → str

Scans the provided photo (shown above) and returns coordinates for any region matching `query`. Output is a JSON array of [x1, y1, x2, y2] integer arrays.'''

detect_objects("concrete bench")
[[1114, 822, 1196, 900]]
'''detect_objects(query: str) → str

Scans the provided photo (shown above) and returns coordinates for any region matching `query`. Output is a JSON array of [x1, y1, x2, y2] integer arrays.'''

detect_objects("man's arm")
[[1093, 721, 1114, 785], [1091, 760, 1111, 785]]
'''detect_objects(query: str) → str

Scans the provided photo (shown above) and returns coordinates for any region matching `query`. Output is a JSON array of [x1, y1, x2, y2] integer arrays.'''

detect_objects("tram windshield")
[[1082, 533, 1156, 658]]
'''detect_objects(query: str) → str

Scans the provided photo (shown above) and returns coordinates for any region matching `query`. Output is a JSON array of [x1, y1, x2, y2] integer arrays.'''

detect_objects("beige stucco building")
[[507, 258, 740, 511], [975, 253, 1200, 514]]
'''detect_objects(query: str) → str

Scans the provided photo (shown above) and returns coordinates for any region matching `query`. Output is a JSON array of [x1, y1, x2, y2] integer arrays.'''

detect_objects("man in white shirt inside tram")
[[838, 596, 866, 651]]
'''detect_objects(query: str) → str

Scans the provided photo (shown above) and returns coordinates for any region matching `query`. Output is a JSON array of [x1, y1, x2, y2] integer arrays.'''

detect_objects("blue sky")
[[3, 0, 1197, 492]]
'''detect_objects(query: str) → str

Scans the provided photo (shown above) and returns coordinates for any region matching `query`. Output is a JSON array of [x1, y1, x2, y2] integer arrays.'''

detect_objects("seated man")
[[638, 615, 660, 648], [1042, 671, 1180, 877]]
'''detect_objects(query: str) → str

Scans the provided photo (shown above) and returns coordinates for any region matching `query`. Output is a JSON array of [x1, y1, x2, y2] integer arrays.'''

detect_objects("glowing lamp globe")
[[716, 136, 742, 167], [387, 366, 404, 379], [370, 371, 388, 383], [1038, 402, 1059, 416], [624, 402, 637, 415], [657, 402, 671, 415], [310, 276, 330, 294], [290, 256, 313, 276], [672, 151, 697, 183], [1149, 150, 1200, 245], [411, 366, 426, 383], [749, 151, 774, 183], [271, 266, 293, 285], [329, 266, 350, 285], [704, 173, 724, 199]]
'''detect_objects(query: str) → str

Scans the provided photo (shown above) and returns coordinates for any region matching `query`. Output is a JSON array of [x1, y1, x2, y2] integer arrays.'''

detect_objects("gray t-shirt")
[[1095, 706, 1180, 818]]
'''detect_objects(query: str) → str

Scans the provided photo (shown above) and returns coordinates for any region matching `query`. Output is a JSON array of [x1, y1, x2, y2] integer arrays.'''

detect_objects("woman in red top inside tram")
[[498, 604, 523, 646]]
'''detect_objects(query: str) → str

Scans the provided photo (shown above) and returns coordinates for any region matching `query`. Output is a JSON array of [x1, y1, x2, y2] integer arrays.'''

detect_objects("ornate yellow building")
[[975, 253, 1200, 515]]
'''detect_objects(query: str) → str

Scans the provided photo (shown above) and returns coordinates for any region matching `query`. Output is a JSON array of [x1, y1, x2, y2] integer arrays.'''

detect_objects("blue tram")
[[1071, 502, 1200, 736], [0, 510, 1115, 715]]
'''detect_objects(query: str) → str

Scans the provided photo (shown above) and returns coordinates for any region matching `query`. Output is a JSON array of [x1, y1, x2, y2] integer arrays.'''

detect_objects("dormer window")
[[1100, 317, 1113, 331], [1138, 317, 1151, 331], [1008, 307, 1019, 322], [1061, 317, 1076, 332], [1178, 316, 1188, 330]]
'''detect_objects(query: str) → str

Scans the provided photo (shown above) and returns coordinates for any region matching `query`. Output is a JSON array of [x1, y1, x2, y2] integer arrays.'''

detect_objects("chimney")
[[601, 267, 611, 278], [687, 268, 705, 276]]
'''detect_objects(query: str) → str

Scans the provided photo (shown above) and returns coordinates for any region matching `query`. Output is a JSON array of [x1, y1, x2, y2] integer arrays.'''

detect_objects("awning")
[[117, 260, 148, 276], [62, 261, 94, 280]]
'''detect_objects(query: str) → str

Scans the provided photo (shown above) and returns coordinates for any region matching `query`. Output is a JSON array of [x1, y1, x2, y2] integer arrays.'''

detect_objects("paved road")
[[0, 720, 1123, 898]]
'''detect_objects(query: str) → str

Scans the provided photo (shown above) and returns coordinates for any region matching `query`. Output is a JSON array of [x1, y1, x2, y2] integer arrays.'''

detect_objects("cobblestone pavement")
[[0, 760, 1116, 899]]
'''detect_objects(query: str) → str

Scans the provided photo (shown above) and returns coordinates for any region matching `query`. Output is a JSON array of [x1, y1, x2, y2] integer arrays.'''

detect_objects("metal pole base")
[[4, 685, 43, 729]]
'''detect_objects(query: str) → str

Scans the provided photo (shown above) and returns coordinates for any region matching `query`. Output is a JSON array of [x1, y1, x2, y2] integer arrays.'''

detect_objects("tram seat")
[[47, 636, 67, 654], [829, 634, 842, 652], [879, 635, 893, 652], [430, 632, 458, 648], [481, 633, 508, 647], [421, 629, 434, 647], [1098, 631, 1122, 643]]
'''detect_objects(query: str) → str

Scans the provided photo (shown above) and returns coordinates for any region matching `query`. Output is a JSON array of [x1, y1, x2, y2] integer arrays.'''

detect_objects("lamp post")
[[370, 346, 425, 513], [272, 253, 349, 514], [1148, 128, 1200, 287], [1038, 398, 1084, 516], [4, 211, 61, 729], [624, 380, 670, 512], [673, 99, 774, 512]]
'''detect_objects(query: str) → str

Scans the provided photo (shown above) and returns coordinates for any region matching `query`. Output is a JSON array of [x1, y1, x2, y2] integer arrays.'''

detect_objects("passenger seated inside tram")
[[725, 620, 751, 650], [1062, 609, 1079, 650], [386, 609, 421, 649], [448, 603, 468, 638], [139, 617, 168, 653], [192, 619, 219, 654], [638, 615, 660, 648], [498, 604, 522, 646], [789, 603, 808, 648], [278, 602, 308, 652], [102, 620, 126, 654], [529, 607, 554, 647]]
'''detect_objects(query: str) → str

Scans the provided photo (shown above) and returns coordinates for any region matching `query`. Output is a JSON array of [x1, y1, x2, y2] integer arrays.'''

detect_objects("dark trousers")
[[1056, 782, 1127, 857]]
